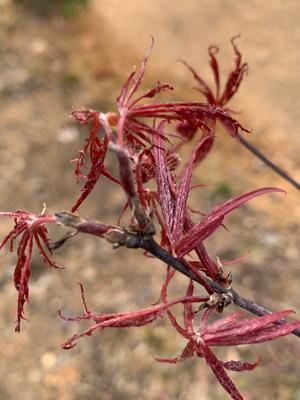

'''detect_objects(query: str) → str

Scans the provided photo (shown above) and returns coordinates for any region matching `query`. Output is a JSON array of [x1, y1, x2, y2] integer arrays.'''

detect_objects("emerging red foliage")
[[0, 39, 298, 400], [176, 35, 249, 159], [60, 284, 209, 350], [176, 187, 285, 258], [0, 210, 58, 331], [156, 296, 300, 400], [70, 110, 120, 212], [182, 35, 248, 108], [71, 38, 249, 211]]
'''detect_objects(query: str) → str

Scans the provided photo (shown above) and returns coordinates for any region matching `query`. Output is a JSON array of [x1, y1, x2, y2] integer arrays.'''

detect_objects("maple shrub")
[[1, 38, 299, 400]]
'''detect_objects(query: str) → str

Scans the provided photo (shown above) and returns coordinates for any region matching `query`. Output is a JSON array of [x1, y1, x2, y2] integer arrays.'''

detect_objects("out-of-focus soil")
[[0, 1, 299, 399]]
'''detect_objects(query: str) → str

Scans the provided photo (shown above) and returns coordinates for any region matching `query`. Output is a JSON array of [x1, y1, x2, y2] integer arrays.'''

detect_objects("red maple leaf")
[[0, 210, 58, 331], [157, 289, 300, 400]]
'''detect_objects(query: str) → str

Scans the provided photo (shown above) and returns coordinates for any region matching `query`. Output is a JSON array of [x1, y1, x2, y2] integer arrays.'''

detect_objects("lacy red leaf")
[[0, 211, 58, 331]]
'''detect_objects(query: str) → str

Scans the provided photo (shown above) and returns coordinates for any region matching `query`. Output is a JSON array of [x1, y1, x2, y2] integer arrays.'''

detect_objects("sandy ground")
[[0, 1, 299, 399]]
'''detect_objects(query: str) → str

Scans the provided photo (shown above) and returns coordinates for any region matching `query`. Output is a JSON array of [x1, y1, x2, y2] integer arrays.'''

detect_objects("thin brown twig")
[[237, 133, 300, 191]]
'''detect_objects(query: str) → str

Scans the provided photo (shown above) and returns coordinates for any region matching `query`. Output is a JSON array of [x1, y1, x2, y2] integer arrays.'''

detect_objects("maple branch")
[[237, 133, 300, 191], [54, 212, 300, 338]]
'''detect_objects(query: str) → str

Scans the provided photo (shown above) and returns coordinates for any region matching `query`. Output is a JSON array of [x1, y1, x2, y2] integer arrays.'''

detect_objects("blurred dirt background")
[[0, 0, 299, 399]]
